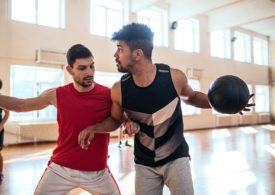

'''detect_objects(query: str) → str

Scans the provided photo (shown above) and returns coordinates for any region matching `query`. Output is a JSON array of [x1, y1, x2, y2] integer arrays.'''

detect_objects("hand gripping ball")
[[208, 75, 250, 114]]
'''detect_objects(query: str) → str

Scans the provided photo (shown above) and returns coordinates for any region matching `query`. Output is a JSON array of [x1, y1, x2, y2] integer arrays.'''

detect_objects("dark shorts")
[[0, 129, 4, 151]]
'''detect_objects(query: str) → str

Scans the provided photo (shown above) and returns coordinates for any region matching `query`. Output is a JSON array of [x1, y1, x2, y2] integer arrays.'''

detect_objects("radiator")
[[36, 49, 66, 65], [258, 113, 271, 124], [5, 122, 58, 144], [215, 115, 233, 127], [239, 114, 254, 125]]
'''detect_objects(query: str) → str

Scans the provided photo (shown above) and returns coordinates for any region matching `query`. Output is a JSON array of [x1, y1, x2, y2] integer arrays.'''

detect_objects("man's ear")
[[135, 49, 144, 60], [66, 65, 73, 75]]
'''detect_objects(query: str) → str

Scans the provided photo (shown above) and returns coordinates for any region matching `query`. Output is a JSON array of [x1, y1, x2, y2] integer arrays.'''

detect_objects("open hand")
[[239, 94, 255, 115], [78, 127, 95, 150]]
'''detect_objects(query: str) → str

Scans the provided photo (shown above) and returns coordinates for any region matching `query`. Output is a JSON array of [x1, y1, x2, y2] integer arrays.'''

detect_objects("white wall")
[[0, 0, 271, 144]]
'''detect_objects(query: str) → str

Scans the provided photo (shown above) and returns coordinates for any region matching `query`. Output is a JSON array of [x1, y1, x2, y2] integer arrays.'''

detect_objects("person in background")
[[0, 79, 10, 184], [118, 124, 131, 148]]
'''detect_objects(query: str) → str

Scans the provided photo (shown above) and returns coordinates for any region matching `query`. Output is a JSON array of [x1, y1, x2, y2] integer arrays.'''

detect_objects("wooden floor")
[[1, 124, 275, 195]]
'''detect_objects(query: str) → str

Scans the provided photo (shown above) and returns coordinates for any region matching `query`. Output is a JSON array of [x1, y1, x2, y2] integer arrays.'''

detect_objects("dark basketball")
[[208, 75, 250, 114]]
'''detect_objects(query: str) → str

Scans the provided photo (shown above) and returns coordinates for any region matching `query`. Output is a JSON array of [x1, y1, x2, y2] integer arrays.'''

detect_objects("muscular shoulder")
[[40, 88, 57, 106], [170, 68, 188, 94]]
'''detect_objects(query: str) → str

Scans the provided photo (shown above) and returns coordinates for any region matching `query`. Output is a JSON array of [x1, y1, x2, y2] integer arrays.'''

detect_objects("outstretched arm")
[[171, 68, 211, 108], [171, 68, 255, 114], [0, 88, 56, 112]]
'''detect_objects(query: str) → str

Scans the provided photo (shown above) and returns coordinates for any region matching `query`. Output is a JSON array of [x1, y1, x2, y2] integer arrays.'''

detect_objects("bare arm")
[[0, 109, 9, 131], [78, 81, 140, 149], [84, 81, 124, 134], [171, 68, 211, 109], [78, 82, 123, 149], [0, 88, 57, 112]]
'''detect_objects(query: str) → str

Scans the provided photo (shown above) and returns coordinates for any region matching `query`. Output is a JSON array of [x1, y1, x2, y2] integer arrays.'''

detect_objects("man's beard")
[[74, 76, 94, 88], [117, 66, 128, 73], [116, 57, 136, 73]]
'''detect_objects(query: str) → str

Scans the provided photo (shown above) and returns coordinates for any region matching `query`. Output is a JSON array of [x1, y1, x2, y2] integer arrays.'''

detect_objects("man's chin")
[[117, 68, 128, 73], [82, 81, 94, 88]]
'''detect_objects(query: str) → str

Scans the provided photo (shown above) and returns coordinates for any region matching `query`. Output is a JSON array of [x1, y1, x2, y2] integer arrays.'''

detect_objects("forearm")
[[0, 95, 28, 111], [88, 117, 121, 133], [0, 95, 48, 112], [185, 91, 211, 108]]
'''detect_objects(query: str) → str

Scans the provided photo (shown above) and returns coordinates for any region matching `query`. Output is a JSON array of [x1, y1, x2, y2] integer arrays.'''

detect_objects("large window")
[[90, 0, 124, 37], [11, 0, 65, 28], [94, 71, 122, 87], [233, 31, 251, 63], [137, 7, 168, 47], [253, 37, 268, 66], [10, 65, 64, 122], [181, 79, 201, 115], [246, 84, 253, 113], [175, 19, 199, 52], [255, 85, 269, 113], [210, 30, 231, 59]]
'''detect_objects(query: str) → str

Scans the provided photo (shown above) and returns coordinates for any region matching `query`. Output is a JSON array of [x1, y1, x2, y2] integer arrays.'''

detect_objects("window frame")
[[11, 0, 65, 28], [174, 18, 200, 53], [90, 0, 125, 37], [10, 65, 64, 122]]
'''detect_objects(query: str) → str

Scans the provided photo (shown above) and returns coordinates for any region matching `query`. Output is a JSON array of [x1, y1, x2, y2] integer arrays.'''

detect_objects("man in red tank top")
[[0, 44, 124, 194]]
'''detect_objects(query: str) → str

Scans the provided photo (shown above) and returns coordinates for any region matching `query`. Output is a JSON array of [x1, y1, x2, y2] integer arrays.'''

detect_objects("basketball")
[[208, 75, 250, 114]]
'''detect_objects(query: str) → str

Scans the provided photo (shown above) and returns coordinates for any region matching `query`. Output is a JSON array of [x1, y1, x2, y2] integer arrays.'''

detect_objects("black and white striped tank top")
[[121, 63, 190, 167]]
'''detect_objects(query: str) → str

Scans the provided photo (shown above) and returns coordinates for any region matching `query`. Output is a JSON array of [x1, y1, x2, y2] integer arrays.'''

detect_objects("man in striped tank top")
[[78, 23, 252, 195], [78, 23, 210, 195]]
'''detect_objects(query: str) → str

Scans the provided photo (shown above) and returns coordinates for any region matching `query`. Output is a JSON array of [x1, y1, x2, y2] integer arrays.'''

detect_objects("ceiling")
[[131, 0, 275, 40]]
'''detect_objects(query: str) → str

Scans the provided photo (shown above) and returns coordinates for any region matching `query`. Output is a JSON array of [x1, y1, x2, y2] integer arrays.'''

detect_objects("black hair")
[[0, 79, 2, 89], [112, 23, 154, 59], [66, 44, 93, 67]]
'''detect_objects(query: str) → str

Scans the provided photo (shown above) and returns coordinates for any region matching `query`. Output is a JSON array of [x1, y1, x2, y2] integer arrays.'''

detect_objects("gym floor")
[[0, 124, 274, 195]]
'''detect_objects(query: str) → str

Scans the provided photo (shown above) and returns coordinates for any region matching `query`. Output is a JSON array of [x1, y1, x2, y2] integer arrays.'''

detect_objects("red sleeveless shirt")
[[51, 83, 111, 171]]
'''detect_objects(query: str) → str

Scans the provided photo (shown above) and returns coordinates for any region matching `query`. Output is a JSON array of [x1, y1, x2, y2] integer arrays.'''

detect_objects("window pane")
[[10, 65, 63, 122], [234, 32, 251, 62], [38, 0, 61, 28], [92, 0, 107, 6], [90, 5, 106, 35], [107, 10, 122, 37], [12, 0, 64, 28], [255, 85, 269, 112], [137, 8, 163, 46], [181, 79, 201, 115], [253, 38, 268, 66], [11, 0, 35, 23], [149, 20, 162, 46], [175, 19, 199, 52], [37, 82, 58, 120], [246, 84, 253, 113], [90, 0, 123, 37], [108, 0, 122, 11], [94, 71, 122, 87]]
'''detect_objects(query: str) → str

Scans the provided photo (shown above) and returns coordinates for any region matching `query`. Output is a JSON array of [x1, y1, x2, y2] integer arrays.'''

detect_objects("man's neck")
[[73, 82, 95, 93], [132, 62, 156, 87]]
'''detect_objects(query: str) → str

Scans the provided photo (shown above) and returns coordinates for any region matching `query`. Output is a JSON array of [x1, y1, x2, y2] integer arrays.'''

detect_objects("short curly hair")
[[112, 23, 154, 59]]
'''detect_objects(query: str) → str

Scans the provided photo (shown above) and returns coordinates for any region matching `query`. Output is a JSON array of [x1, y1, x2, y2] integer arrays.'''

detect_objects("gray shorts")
[[135, 157, 194, 195], [34, 162, 120, 195]]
